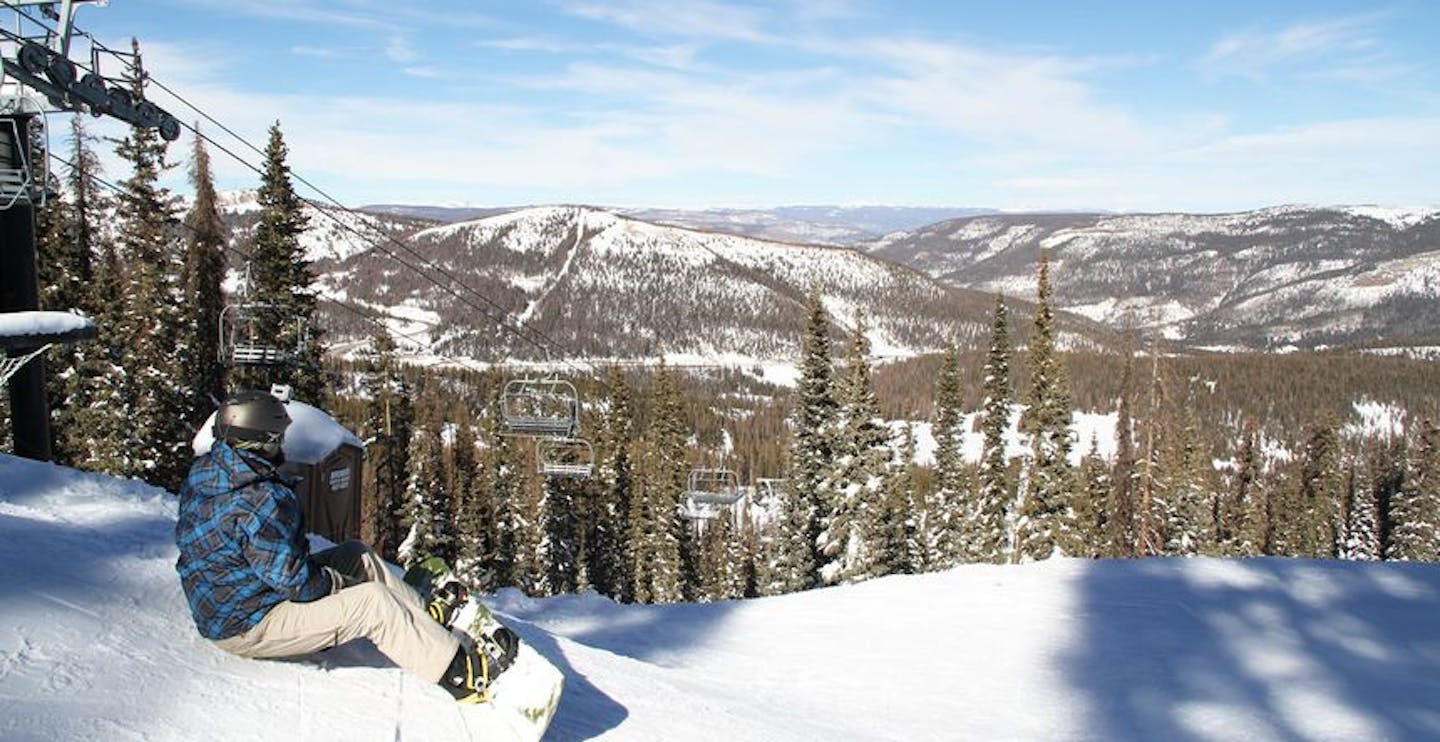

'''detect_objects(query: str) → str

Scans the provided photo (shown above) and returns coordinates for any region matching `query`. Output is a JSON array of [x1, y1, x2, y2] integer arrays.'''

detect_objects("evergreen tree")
[[110, 40, 190, 488], [53, 117, 126, 473], [452, 418, 497, 590], [1387, 419, 1440, 561], [509, 459, 547, 595], [1368, 436, 1407, 560], [1075, 435, 1110, 558], [535, 476, 581, 596], [1293, 417, 1343, 558], [588, 369, 636, 600], [1016, 251, 1078, 561], [629, 363, 686, 603], [1162, 391, 1210, 556], [1339, 452, 1380, 561], [362, 330, 413, 562], [1136, 337, 1169, 556], [875, 423, 917, 577], [181, 128, 227, 416], [1106, 331, 1139, 557], [925, 344, 965, 568], [238, 123, 325, 400], [399, 420, 455, 565], [477, 389, 525, 588], [1219, 419, 1262, 556], [774, 286, 836, 591], [976, 294, 1015, 563], [819, 311, 891, 585]]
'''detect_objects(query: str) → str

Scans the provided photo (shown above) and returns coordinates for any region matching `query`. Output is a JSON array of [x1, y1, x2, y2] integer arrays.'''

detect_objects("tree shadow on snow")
[[1059, 557, 1440, 742]]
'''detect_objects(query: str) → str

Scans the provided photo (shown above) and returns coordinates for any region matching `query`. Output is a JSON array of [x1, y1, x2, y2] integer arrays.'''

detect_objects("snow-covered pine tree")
[[236, 123, 326, 401], [695, 515, 737, 602], [818, 311, 892, 585], [926, 344, 965, 569], [398, 419, 455, 565], [1387, 419, 1440, 562], [1136, 334, 1170, 556], [1162, 393, 1210, 556], [111, 40, 190, 489], [976, 294, 1015, 563], [773, 286, 836, 591], [630, 363, 686, 603], [509, 457, 548, 596], [875, 422, 917, 577], [452, 418, 498, 590], [1075, 435, 1110, 558], [1367, 435, 1406, 560], [361, 329, 413, 562], [1339, 453, 1380, 561], [1016, 251, 1078, 562], [1106, 331, 1139, 557], [1218, 419, 1261, 556], [181, 128, 227, 417], [536, 475, 581, 596], [1293, 417, 1343, 558], [477, 388, 524, 589], [593, 368, 636, 601], [52, 118, 126, 474]]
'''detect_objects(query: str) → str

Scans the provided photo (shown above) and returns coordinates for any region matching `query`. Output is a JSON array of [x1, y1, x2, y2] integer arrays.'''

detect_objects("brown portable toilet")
[[193, 389, 365, 544]]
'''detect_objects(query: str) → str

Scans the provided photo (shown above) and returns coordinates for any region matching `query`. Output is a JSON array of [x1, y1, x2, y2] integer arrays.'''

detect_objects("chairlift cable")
[[46, 150, 496, 377], [144, 75, 601, 382], [11, 6, 610, 389]]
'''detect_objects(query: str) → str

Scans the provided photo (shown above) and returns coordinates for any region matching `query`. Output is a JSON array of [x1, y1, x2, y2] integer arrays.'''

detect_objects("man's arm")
[[238, 485, 334, 602]]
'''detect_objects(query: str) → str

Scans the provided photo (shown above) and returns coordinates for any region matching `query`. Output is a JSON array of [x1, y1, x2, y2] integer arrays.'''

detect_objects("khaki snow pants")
[[213, 541, 459, 684]]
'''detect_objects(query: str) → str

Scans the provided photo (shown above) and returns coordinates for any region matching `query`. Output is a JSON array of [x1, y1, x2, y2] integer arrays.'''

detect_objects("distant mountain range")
[[312, 206, 1033, 368], [225, 195, 1440, 362], [865, 206, 1440, 350], [358, 204, 996, 246]]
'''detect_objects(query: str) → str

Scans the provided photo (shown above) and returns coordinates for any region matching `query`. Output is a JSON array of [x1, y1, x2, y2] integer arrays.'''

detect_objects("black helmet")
[[214, 390, 291, 460]]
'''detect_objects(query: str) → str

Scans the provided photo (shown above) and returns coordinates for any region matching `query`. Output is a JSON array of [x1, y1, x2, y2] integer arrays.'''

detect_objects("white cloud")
[[385, 34, 419, 64], [1199, 15, 1393, 83], [563, 0, 775, 43]]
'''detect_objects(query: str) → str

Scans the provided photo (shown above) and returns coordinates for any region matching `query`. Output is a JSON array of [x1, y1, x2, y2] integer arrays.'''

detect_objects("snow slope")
[[3, 453, 1439, 741]]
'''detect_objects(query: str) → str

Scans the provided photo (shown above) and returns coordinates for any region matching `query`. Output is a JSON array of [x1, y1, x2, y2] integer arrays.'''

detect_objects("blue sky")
[[52, 0, 1440, 211]]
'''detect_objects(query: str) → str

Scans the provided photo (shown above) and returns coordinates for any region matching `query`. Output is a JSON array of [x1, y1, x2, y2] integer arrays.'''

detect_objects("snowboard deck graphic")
[[404, 557, 564, 742]]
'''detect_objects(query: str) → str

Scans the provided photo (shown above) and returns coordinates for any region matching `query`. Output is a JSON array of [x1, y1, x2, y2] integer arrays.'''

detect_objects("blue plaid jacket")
[[175, 441, 334, 640]]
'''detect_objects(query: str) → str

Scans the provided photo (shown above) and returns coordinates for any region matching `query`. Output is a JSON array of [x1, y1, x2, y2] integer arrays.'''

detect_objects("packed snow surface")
[[2, 453, 1439, 741]]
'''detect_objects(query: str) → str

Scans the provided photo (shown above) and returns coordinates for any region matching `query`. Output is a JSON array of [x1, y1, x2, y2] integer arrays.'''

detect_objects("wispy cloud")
[[562, 0, 776, 43], [1198, 14, 1394, 83], [385, 34, 419, 64]]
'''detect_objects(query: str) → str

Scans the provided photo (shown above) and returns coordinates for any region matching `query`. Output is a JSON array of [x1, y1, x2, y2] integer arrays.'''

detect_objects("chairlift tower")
[[1, 0, 181, 461]]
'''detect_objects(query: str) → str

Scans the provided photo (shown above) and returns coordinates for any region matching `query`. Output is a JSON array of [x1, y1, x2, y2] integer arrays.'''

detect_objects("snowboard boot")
[[426, 580, 468, 628], [440, 627, 520, 704]]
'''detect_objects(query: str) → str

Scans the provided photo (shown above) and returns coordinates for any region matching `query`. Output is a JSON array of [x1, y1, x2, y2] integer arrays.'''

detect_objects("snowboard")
[[403, 556, 564, 741]]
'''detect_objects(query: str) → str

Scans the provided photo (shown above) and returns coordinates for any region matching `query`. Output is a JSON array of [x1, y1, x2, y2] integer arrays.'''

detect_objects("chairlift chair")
[[501, 378, 580, 438], [219, 302, 306, 368], [536, 436, 594, 479], [685, 468, 741, 506], [0, 116, 36, 211], [679, 499, 723, 521]]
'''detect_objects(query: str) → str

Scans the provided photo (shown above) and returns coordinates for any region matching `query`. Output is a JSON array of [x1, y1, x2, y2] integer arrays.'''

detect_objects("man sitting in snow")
[[174, 390, 516, 703]]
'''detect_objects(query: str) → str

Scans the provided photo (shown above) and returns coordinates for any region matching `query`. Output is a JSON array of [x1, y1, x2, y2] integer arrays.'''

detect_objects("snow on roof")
[[0, 311, 95, 348], [192, 398, 364, 465]]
